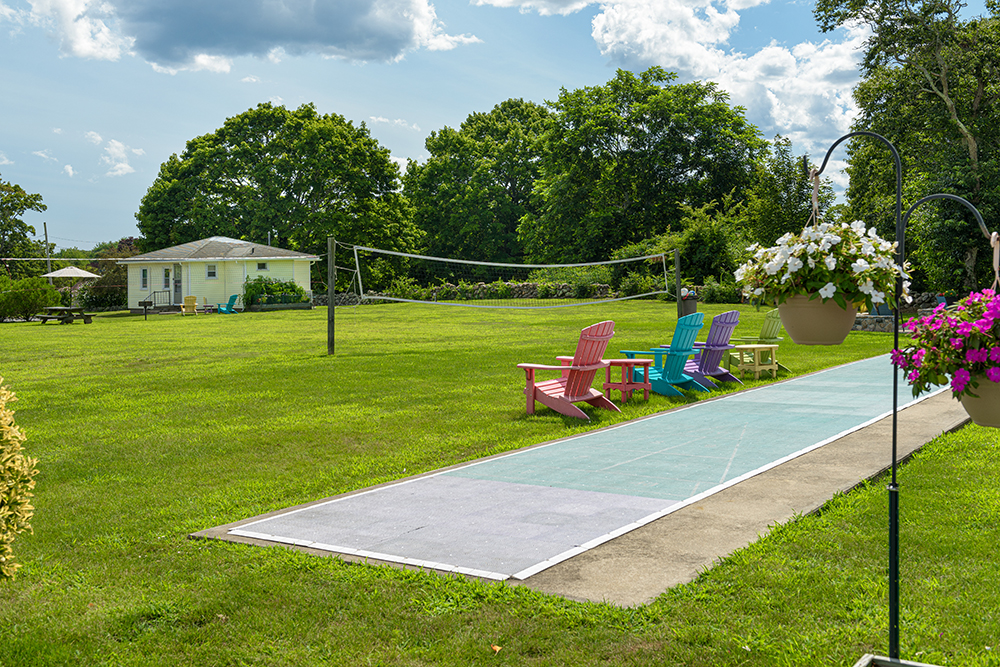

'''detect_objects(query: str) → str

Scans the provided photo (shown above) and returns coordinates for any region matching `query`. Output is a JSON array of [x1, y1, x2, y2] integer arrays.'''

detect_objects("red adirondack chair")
[[517, 321, 621, 420]]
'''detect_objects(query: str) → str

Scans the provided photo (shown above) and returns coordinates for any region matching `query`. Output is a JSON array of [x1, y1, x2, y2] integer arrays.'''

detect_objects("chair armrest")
[[517, 362, 608, 372]]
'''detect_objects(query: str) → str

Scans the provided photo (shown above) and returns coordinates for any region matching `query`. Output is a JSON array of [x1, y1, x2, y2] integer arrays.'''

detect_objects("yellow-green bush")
[[1, 377, 37, 580]]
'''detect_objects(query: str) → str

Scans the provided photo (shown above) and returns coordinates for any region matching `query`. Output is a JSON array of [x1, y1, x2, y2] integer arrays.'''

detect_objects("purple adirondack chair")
[[661, 310, 742, 389], [517, 321, 621, 420]]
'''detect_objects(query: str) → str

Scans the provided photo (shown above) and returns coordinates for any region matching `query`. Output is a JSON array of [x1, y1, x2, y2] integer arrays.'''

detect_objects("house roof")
[[117, 237, 320, 264]]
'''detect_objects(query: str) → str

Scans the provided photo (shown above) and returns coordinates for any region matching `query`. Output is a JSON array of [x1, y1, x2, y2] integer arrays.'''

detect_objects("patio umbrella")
[[42, 266, 101, 279]]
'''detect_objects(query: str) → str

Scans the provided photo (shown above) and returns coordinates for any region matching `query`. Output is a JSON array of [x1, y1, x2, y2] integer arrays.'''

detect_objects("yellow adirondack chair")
[[181, 295, 198, 315]]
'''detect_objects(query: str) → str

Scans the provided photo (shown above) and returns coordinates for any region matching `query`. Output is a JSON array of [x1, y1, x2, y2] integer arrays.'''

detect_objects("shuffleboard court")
[[221, 355, 939, 581]]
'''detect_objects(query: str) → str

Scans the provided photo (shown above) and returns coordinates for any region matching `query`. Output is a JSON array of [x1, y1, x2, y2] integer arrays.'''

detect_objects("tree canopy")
[[1, 172, 47, 279], [135, 103, 422, 263], [403, 99, 551, 263], [817, 0, 1000, 292], [517, 67, 767, 263]]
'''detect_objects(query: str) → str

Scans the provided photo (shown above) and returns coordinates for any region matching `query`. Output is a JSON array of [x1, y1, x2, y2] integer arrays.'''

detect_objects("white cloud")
[[586, 0, 867, 154], [85, 130, 102, 144], [53, 127, 62, 134], [472, 0, 593, 16], [0, 152, 12, 165], [33, 149, 57, 161], [63, 164, 75, 176], [242, 75, 260, 83], [370, 116, 421, 131], [101, 138, 137, 176], [26, 0, 134, 60], [269, 95, 284, 105], [23, 0, 481, 69]]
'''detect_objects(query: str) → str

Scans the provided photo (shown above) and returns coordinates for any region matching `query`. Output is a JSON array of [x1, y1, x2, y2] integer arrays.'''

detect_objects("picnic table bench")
[[39, 306, 93, 324]]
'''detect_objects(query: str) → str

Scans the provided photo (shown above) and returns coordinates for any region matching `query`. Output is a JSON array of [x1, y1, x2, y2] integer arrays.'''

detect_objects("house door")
[[173, 263, 182, 305]]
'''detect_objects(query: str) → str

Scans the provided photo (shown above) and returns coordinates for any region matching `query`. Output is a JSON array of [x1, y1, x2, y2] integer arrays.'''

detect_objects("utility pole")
[[327, 237, 335, 355], [43, 222, 52, 284]]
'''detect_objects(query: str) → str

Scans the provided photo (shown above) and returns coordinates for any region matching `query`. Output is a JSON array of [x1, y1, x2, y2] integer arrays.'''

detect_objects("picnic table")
[[38, 306, 93, 324]]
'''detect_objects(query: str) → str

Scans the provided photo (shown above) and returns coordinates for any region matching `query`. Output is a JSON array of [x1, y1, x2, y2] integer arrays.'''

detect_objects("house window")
[[163, 268, 170, 289], [141, 268, 148, 289], [206, 264, 217, 279], [257, 262, 268, 271]]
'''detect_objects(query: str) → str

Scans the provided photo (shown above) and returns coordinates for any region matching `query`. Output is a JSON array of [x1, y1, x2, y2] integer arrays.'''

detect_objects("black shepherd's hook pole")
[[810, 132, 989, 660]]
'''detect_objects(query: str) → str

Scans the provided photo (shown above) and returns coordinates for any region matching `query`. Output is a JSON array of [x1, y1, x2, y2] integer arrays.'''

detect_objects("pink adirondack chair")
[[517, 321, 621, 420]]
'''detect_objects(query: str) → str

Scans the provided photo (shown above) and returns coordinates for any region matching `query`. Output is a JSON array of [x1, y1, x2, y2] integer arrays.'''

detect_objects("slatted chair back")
[[759, 308, 783, 341], [697, 310, 740, 372], [661, 313, 704, 381], [564, 320, 615, 398]]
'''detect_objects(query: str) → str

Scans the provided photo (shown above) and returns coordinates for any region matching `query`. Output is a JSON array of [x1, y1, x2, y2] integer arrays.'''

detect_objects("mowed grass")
[[1, 302, 997, 666]]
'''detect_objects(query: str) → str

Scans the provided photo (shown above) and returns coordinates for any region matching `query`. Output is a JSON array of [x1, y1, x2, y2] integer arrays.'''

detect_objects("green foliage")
[[818, 0, 1000, 292], [403, 99, 551, 264], [699, 276, 743, 304], [0, 276, 59, 322], [673, 196, 750, 285], [744, 136, 835, 247], [242, 275, 307, 307], [135, 102, 422, 288], [0, 378, 37, 580], [518, 67, 767, 263], [76, 237, 137, 311], [0, 172, 48, 280]]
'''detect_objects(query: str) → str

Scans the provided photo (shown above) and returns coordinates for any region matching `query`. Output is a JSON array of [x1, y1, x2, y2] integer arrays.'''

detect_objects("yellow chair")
[[181, 295, 198, 315]]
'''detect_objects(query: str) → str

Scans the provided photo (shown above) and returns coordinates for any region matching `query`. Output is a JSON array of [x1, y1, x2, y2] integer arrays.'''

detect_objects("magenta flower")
[[952, 368, 971, 393], [988, 367, 1000, 383], [950, 337, 964, 349], [966, 348, 989, 364]]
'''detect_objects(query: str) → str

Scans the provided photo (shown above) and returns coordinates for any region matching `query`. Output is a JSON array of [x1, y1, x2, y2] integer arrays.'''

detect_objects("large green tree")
[[0, 172, 47, 279], [135, 103, 422, 267], [817, 0, 1000, 292], [403, 99, 551, 263], [517, 67, 766, 263]]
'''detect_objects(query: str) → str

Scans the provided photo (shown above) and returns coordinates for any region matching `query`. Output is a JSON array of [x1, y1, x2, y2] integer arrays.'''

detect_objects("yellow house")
[[119, 236, 319, 311]]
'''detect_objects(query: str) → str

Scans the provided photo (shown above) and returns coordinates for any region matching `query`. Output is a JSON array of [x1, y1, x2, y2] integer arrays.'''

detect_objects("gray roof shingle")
[[119, 237, 319, 263]]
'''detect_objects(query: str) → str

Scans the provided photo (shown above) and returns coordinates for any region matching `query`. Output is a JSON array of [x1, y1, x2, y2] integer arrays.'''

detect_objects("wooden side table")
[[603, 358, 654, 405], [732, 344, 779, 380]]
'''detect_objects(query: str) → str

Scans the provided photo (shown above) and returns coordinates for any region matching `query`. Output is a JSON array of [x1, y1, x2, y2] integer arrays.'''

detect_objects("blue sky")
[[0, 0, 988, 252]]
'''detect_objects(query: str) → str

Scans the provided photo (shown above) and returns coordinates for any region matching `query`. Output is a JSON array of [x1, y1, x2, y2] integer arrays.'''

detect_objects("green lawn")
[[2, 303, 997, 666]]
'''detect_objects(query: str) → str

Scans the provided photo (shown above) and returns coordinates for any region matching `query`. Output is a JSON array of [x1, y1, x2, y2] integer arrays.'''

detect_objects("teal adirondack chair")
[[728, 308, 790, 372], [218, 294, 240, 314], [620, 313, 708, 397]]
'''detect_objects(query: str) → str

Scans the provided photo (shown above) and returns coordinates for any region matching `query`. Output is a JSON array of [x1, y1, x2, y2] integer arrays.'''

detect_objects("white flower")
[[753, 287, 763, 295], [852, 258, 871, 273], [734, 266, 746, 282], [850, 220, 866, 234], [825, 256, 837, 270], [819, 282, 837, 299], [765, 258, 785, 275], [859, 279, 875, 295], [871, 290, 886, 304], [807, 257, 816, 269], [862, 241, 876, 256], [787, 257, 804, 273]]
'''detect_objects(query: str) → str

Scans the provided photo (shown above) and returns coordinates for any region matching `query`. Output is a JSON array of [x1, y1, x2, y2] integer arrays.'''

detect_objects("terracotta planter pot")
[[777, 294, 857, 346], [960, 379, 1000, 428]]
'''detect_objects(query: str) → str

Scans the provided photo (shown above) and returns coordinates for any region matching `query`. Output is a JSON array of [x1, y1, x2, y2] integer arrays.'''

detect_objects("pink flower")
[[908, 370, 921, 382], [953, 368, 971, 393], [988, 367, 1000, 383], [990, 347, 1000, 363], [966, 348, 989, 364], [950, 337, 964, 349]]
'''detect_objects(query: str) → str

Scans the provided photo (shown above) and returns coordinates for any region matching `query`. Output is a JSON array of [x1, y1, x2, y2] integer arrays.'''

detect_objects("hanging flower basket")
[[735, 220, 909, 345], [777, 294, 858, 345], [893, 289, 1000, 428]]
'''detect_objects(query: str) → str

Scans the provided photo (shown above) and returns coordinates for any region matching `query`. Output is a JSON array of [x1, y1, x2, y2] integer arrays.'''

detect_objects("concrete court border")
[[191, 380, 971, 608]]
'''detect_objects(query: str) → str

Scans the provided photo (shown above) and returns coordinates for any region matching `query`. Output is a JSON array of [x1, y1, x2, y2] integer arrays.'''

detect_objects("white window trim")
[[141, 268, 148, 289], [206, 264, 218, 279], [256, 262, 269, 271]]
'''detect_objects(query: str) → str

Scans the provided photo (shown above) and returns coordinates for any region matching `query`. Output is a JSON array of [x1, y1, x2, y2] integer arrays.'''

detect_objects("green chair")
[[728, 308, 790, 372], [619, 313, 709, 397], [217, 294, 240, 314]]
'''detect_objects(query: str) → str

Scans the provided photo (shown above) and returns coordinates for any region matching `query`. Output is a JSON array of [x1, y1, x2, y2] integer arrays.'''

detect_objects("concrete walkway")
[[192, 356, 970, 607]]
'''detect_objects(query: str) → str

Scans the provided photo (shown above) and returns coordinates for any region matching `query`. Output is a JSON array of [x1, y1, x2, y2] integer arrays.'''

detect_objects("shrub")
[[242, 276, 307, 308], [700, 276, 743, 304], [1, 378, 38, 580], [0, 277, 60, 321]]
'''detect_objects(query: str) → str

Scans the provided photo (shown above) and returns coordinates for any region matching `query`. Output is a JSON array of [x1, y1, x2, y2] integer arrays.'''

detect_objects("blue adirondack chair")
[[662, 310, 742, 389], [217, 294, 239, 314], [620, 312, 707, 397]]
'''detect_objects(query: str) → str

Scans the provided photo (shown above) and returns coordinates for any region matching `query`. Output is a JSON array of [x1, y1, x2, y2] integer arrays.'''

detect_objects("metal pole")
[[327, 237, 335, 356]]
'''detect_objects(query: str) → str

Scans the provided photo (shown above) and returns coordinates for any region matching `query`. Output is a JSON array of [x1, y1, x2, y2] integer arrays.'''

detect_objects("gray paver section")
[[217, 355, 944, 583]]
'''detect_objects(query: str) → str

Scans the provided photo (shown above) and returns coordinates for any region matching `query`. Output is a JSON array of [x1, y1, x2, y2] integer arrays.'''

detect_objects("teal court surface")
[[198, 354, 944, 583]]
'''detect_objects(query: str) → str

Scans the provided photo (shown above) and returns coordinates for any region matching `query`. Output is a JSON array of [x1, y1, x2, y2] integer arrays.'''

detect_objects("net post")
[[327, 237, 335, 356]]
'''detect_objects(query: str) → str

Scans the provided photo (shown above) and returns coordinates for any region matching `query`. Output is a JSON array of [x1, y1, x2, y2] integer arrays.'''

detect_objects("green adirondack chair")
[[728, 308, 790, 372], [619, 313, 708, 397]]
